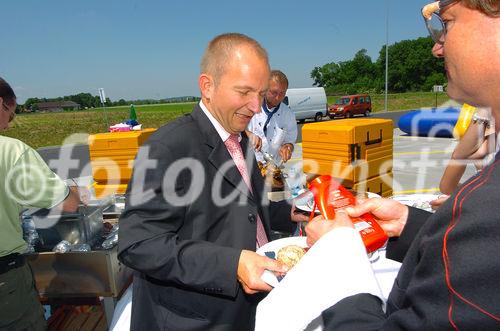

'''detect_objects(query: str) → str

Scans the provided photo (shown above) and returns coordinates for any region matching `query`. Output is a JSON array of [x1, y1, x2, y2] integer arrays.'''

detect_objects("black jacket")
[[323, 153, 500, 330], [118, 105, 289, 331]]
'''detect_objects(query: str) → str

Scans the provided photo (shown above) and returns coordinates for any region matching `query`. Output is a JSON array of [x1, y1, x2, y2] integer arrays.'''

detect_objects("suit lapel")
[[191, 105, 254, 201], [209, 142, 253, 200]]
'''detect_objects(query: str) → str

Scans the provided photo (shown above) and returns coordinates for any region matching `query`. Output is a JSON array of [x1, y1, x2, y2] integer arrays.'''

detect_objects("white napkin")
[[371, 248, 402, 302], [255, 228, 388, 331], [110, 285, 133, 331]]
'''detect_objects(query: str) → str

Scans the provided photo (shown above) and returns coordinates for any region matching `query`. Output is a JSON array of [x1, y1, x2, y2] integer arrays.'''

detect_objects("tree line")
[[22, 94, 200, 112], [311, 37, 446, 95], [24, 93, 103, 111]]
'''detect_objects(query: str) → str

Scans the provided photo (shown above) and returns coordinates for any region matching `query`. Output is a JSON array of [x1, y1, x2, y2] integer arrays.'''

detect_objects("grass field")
[[327, 91, 451, 112], [2, 103, 196, 149], [2, 92, 453, 149]]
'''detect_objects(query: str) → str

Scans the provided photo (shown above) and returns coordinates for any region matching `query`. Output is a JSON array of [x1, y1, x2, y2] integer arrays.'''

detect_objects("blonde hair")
[[270, 70, 289, 89], [200, 33, 269, 84]]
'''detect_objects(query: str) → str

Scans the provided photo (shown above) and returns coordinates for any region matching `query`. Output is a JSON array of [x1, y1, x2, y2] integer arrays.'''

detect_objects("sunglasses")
[[421, 0, 458, 44]]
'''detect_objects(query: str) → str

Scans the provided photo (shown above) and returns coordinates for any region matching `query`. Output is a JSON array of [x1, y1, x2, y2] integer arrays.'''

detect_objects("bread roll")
[[277, 245, 306, 269]]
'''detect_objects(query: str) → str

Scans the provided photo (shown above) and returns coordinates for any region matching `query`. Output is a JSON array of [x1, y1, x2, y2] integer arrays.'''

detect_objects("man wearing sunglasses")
[[0, 77, 82, 330], [302, 1, 499, 330]]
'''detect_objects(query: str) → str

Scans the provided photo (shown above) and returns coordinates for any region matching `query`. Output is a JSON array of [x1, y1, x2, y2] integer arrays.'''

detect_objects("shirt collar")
[[262, 99, 280, 115], [199, 101, 241, 142]]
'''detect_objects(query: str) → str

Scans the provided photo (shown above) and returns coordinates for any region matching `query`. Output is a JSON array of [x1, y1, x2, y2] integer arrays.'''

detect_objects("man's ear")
[[199, 74, 214, 100]]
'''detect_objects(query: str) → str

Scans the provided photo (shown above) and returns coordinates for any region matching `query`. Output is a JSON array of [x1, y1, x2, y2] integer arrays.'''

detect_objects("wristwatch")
[[471, 113, 490, 127]]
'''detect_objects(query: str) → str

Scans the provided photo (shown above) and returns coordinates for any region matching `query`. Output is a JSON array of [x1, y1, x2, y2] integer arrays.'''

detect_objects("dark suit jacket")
[[118, 105, 286, 331], [322, 152, 500, 330]]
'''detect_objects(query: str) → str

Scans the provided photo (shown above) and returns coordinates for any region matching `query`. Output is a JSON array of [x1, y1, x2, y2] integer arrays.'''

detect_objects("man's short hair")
[[0, 77, 16, 105], [270, 70, 289, 89], [462, 0, 499, 16], [200, 33, 269, 84]]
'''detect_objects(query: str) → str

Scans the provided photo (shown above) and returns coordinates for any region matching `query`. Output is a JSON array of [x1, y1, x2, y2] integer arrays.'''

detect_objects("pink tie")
[[225, 134, 268, 248]]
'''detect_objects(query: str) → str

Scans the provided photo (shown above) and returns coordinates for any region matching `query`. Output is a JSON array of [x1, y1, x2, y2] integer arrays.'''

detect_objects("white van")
[[283, 87, 328, 123]]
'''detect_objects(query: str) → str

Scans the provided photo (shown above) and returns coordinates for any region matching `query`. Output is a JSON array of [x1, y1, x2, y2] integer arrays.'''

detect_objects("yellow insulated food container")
[[302, 118, 393, 185], [93, 182, 129, 198], [88, 128, 156, 184], [302, 118, 393, 145], [350, 172, 393, 197]]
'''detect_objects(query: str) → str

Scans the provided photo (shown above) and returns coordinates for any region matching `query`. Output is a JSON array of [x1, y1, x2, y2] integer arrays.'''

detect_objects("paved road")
[[38, 144, 91, 179]]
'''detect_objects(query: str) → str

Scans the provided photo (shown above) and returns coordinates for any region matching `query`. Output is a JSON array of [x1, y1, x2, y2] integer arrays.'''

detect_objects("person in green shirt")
[[0, 77, 81, 331]]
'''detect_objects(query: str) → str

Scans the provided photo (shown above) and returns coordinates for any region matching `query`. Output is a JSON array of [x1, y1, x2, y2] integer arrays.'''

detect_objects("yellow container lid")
[[88, 128, 156, 151], [302, 118, 393, 145]]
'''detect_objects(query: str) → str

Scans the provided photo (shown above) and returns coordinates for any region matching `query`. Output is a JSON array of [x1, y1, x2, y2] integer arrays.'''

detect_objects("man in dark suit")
[[305, 0, 500, 329], [118, 33, 306, 330]]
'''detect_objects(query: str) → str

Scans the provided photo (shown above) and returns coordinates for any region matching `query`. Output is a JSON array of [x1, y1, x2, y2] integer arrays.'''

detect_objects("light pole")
[[98, 88, 109, 130], [384, 0, 389, 112]]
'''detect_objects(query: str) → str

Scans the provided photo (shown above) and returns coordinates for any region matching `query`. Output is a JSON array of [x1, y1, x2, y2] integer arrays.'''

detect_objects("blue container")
[[398, 107, 460, 137]]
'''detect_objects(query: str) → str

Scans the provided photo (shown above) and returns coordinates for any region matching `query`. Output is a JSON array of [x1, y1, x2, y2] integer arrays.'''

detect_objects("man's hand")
[[345, 198, 409, 237], [290, 201, 310, 223], [429, 194, 449, 211], [246, 130, 262, 151], [58, 186, 85, 212], [77, 186, 91, 205], [237, 250, 288, 294], [306, 210, 354, 246], [278, 143, 293, 163]]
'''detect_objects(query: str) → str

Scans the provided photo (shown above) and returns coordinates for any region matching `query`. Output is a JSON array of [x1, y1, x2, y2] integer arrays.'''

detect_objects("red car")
[[328, 94, 372, 119]]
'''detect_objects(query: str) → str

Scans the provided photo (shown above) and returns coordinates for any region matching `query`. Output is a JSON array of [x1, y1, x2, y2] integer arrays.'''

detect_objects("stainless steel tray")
[[27, 246, 131, 298], [24, 197, 115, 250], [28, 206, 103, 250]]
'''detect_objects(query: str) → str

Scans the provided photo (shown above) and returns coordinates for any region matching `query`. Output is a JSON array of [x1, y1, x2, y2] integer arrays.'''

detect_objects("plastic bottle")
[[22, 216, 39, 253], [285, 166, 304, 198], [53, 240, 72, 253], [308, 175, 388, 253], [102, 224, 120, 250], [70, 243, 91, 252]]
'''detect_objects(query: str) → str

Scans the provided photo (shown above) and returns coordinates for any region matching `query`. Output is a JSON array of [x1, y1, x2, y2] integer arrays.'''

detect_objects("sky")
[[1, 0, 432, 104]]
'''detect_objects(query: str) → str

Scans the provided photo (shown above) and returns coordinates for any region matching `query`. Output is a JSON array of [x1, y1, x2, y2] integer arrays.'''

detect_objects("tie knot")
[[227, 134, 240, 144]]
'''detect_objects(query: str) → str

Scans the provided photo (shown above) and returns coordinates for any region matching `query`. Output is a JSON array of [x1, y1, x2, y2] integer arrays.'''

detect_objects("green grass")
[[2, 103, 195, 149], [2, 92, 456, 149], [327, 91, 452, 113]]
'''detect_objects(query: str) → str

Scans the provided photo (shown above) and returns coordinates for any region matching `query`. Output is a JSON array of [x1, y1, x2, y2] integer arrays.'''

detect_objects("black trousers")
[[0, 262, 46, 331]]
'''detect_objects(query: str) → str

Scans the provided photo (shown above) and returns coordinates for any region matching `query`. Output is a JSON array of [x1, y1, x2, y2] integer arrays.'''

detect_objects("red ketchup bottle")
[[308, 175, 388, 253]]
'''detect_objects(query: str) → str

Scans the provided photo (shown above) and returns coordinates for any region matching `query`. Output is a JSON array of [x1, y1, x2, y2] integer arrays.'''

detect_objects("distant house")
[[36, 101, 80, 112]]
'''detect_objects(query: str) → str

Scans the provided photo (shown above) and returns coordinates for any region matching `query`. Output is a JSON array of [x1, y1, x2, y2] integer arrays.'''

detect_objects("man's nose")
[[432, 43, 444, 58], [248, 95, 262, 114]]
